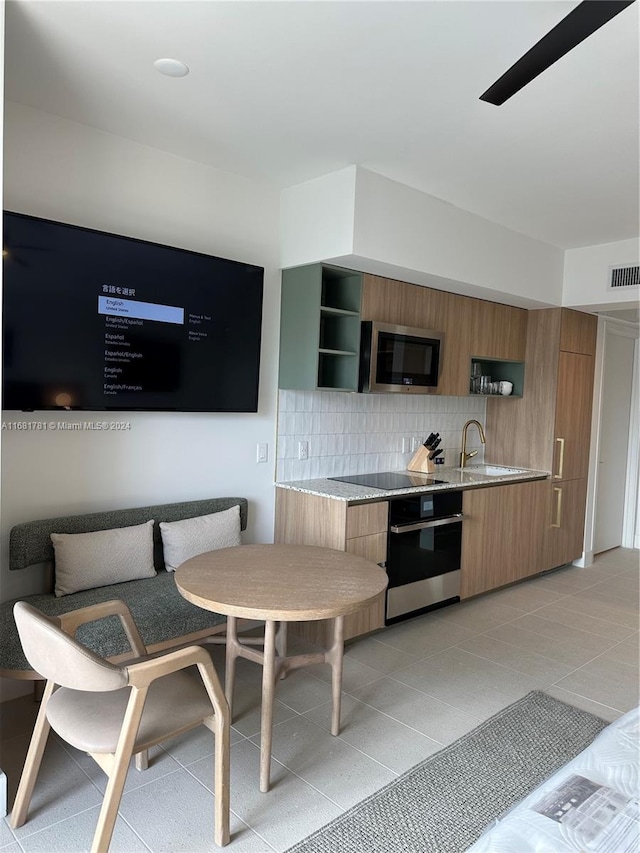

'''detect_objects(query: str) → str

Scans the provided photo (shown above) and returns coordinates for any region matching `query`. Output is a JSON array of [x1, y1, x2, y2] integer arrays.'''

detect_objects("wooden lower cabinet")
[[277, 475, 586, 639], [461, 479, 549, 598], [275, 488, 388, 643], [345, 532, 387, 563], [546, 478, 588, 569]]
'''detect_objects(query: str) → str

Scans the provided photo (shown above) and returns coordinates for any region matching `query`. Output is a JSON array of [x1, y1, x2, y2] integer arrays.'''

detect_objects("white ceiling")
[[4, 0, 640, 250]]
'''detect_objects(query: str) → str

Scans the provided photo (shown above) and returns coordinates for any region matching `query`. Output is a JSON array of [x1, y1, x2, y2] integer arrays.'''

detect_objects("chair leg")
[[90, 688, 147, 853], [10, 680, 55, 828], [213, 701, 230, 846], [199, 660, 231, 847], [91, 756, 131, 853], [134, 750, 149, 771]]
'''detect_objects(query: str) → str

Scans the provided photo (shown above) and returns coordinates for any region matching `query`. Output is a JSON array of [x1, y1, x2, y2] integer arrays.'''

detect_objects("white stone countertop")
[[275, 465, 550, 502]]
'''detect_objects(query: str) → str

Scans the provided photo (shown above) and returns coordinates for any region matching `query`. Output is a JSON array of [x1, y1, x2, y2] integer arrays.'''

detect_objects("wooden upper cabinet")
[[485, 307, 597, 474], [560, 309, 597, 355], [433, 291, 472, 397], [361, 274, 471, 396], [361, 275, 429, 326], [469, 299, 528, 361], [553, 351, 596, 481]]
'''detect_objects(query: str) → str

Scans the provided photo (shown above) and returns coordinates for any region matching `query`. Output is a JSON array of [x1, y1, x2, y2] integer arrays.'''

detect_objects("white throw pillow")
[[160, 505, 241, 572], [51, 520, 156, 597]]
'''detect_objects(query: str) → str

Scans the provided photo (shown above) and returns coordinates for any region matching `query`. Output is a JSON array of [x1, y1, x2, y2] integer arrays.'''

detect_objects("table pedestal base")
[[224, 615, 345, 792]]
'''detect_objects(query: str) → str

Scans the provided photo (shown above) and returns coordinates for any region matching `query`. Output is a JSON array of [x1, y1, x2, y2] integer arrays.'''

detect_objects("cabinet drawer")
[[346, 502, 388, 538], [345, 532, 387, 564]]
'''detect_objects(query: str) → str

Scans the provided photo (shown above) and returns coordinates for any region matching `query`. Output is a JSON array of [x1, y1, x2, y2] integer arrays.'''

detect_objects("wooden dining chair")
[[10, 599, 230, 851]]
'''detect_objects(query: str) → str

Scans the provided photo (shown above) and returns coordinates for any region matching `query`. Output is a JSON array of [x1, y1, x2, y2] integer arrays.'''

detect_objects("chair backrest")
[[13, 601, 128, 692]]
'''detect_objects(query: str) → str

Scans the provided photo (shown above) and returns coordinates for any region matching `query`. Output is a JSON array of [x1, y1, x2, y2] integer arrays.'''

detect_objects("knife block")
[[407, 445, 436, 474]]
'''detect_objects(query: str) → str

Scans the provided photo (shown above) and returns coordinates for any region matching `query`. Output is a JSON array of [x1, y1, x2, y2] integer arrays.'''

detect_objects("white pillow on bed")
[[160, 505, 241, 572], [51, 520, 156, 597]]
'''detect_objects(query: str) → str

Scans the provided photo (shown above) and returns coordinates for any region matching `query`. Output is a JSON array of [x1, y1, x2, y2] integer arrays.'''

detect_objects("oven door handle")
[[390, 513, 464, 534]]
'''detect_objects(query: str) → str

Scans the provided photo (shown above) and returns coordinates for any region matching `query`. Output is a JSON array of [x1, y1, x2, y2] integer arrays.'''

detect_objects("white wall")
[[280, 166, 356, 269], [2, 102, 281, 697], [351, 168, 565, 307], [563, 238, 640, 310], [281, 166, 565, 308]]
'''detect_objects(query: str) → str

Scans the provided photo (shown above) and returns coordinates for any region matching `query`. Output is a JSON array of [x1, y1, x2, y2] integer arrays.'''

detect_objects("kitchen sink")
[[456, 464, 529, 477]]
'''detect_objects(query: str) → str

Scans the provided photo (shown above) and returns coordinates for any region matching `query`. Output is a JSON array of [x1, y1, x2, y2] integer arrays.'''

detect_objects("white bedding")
[[466, 705, 640, 853]]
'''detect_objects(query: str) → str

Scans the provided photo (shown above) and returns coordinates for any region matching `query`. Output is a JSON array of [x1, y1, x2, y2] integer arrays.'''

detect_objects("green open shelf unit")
[[470, 357, 525, 397], [279, 264, 363, 392]]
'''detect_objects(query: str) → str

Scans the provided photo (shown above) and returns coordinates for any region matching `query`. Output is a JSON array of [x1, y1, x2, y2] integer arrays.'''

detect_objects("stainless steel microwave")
[[359, 321, 444, 394]]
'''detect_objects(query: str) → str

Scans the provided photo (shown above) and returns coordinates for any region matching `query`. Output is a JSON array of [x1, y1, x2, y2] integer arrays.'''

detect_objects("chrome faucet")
[[460, 419, 486, 468]]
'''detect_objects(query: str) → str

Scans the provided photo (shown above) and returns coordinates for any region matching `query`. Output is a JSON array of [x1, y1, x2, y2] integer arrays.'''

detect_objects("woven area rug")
[[285, 690, 608, 853]]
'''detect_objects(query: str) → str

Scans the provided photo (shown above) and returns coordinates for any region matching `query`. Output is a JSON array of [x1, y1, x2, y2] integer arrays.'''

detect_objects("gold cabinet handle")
[[551, 486, 563, 528], [554, 437, 565, 480]]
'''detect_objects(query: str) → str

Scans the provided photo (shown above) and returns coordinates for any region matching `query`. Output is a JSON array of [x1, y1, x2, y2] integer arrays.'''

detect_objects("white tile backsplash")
[[276, 391, 487, 481]]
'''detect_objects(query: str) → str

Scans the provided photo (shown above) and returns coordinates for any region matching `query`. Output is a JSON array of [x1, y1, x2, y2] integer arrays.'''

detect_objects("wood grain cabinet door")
[[560, 309, 597, 356], [553, 352, 595, 481], [361, 275, 428, 327], [547, 478, 589, 569], [346, 502, 388, 538], [470, 300, 528, 362], [461, 480, 549, 598]]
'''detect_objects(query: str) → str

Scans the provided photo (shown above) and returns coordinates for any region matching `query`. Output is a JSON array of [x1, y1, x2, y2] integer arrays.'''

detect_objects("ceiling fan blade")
[[480, 0, 636, 106]]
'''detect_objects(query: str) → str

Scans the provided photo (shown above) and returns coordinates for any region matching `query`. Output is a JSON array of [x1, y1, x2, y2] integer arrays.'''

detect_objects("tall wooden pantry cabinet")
[[485, 308, 598, 570]]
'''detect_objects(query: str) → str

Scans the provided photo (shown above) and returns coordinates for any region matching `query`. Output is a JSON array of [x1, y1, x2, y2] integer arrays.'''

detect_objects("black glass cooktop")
[[329, 471, 445, 490]]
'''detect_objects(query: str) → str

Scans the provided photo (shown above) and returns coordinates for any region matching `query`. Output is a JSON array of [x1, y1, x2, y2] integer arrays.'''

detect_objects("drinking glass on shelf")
[[470, 363, 482, 394], [479, 375, 491, 394]]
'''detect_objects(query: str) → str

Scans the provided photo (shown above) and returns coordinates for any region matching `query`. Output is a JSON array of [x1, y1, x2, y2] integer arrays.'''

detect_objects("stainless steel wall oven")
[[386, 490, 463, 624]]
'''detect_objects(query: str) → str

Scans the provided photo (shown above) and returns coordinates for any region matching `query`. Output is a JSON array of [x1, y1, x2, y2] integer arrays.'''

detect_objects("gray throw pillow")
[[160, 505, 241, 571], [51, 519, 156, 597]]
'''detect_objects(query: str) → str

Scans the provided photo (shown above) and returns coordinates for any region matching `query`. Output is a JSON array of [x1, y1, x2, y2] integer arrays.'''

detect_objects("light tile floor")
[[1, 548, 638, 852]]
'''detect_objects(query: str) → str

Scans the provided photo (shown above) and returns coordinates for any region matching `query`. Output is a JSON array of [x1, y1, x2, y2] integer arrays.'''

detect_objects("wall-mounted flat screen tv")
[[2, 212, 264, 412]]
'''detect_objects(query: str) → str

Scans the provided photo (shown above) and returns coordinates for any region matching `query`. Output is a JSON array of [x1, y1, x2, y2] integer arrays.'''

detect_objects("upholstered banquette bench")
[[0, 497, 248, 681]]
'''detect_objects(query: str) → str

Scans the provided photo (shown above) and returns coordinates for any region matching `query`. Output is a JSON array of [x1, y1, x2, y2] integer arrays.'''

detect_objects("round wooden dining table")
[[175, 543, 388, 792]]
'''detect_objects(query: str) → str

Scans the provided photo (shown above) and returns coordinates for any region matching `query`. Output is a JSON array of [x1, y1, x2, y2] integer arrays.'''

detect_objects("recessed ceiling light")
[[154, 58, 189, 78]]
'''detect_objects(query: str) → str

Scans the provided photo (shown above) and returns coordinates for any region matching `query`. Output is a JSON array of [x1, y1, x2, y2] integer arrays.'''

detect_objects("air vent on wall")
[[609, 265, 639, 289]]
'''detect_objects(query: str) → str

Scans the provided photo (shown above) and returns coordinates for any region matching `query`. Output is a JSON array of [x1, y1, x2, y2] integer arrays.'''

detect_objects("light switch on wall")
[[256, 443, 268, 463]]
